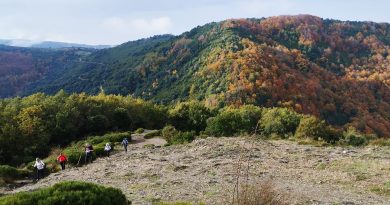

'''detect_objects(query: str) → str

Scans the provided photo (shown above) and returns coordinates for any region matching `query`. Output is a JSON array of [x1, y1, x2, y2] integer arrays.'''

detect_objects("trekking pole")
[[77, 145, 83, 166]]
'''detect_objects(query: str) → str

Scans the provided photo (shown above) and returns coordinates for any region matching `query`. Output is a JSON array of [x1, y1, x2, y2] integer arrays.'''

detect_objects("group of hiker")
[[33, 138, 130, 181]]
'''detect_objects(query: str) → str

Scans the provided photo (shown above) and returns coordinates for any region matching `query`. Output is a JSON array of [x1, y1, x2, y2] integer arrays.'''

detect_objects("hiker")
[[121, 138, 129, 152], [57, 153, 68, 170], [33, 158, 45, 181], [104, 142, 112, 157], [85, 143, 94, 164]]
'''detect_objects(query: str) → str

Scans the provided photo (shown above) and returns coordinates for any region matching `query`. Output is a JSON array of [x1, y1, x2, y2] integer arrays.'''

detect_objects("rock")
[[279, 158, 289, 164], [173, 165, 188, 172]]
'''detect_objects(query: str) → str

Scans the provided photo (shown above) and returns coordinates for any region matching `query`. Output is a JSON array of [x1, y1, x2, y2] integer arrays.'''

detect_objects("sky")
[[0, 0, 389, 45]]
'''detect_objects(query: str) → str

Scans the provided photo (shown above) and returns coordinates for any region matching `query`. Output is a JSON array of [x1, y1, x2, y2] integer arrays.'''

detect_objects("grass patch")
[[296, 138, 330, 147], [369, 138, 390, 146], [370, 181, 390, 196], [326, 159, 390, 182], [316, 163, 327, 170]]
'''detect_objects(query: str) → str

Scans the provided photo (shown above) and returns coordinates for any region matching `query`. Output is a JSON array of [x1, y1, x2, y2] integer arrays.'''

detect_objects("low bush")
[[0, 165, 31, 182], [94, 142, 109, 157], [170, 131, 196, 145], [0, 181, 129, 205], [162, 125, 178, 139], [260, 108, 302, 138], [168, 101, 214, 132], [63, 144, 85, 165], [235, 179, 289, 205], [295, 116, 341, 143], [87, 132, 131, 145], [144, 130, 161, 139], [205, 105, 262, 137], [162, 125, 195, 145], [342, 127, 374, 146], [135, 128, 145, 134]]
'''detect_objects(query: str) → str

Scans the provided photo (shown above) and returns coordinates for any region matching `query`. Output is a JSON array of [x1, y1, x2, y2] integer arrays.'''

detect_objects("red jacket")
[[57, 155, 67, 162]]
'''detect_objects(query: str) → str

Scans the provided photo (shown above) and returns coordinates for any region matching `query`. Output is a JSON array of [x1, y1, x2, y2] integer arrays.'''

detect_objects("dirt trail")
[[131, 130, 166, 148], [5, 135, 390, 205]]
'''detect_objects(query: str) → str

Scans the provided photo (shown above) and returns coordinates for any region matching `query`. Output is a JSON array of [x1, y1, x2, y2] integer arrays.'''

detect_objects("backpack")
[[122, 139, 128, 146]]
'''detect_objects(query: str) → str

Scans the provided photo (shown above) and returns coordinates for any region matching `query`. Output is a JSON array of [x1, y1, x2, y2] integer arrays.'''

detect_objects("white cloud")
[[102, 16, 173, 35], [102, 17, 127, 30], [133, 17, 172, 32]]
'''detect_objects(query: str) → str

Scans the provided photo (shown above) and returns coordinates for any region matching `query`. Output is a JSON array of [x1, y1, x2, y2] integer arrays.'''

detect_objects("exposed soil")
[[4, 133, 390, 205]]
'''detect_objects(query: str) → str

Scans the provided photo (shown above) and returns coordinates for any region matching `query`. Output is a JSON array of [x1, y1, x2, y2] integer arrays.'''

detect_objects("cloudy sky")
[[0, 0, 389, 45]]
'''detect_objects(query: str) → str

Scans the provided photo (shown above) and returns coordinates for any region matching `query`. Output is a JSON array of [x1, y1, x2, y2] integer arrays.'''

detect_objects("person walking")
[[121, 138, 129, 152], [85, 143, 94, 164], [104, 142, 112, 157], [57, 153, 68, 170], [33, 158, 45, 181]]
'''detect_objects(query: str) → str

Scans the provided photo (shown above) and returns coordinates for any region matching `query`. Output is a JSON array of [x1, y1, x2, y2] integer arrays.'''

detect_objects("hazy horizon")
[[1, 0, 389, 45]]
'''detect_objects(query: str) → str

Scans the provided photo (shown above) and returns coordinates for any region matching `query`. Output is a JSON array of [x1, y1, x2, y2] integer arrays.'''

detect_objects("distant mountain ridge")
[[0, 39, 111, 49], [1, 15, 390, 137]]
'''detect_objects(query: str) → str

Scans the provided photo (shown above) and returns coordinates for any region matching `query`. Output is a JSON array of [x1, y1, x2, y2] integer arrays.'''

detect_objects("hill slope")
[[7, 136, 390, 204], [0, 45, 94, 98], [19, 15, 390, 137]]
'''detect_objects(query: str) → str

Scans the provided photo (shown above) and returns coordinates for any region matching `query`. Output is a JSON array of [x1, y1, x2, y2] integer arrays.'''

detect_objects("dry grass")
[[235, 179, 289, 205]]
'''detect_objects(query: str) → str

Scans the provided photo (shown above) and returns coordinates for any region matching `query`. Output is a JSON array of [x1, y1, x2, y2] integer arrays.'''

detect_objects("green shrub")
[[342, 127, 373, 146], [0, 181, 129, 205], [169, 131, 196, 145], [260, 108, 302, 138], [87, 132, 131, 145], [93, 142, 108, 157], [144, 130, 161, 139], [135, 128, 145, 134], [295, 116, 341, 143], [162, 125, 179, 140], [63, 145, 85, 165], [169, 101, 214, 132], [205, 105, 262, 136], [162, 125, 195, 145], [0, 165, 31, 181]]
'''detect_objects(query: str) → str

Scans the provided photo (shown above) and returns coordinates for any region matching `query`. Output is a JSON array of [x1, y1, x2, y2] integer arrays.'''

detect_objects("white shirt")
[[33, 160, 45, 170], [104, 144, 111, 151]]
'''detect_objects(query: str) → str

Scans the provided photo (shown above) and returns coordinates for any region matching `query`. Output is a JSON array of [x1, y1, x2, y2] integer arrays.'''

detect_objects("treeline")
[[164, 102, 375, 147], [0, 91, 166, 165], [0, 92, 378, 166]]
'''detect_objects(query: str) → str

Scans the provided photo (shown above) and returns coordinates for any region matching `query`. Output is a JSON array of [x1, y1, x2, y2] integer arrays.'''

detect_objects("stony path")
[[5, 136, 390, 205], [131, 130, 167, 148]]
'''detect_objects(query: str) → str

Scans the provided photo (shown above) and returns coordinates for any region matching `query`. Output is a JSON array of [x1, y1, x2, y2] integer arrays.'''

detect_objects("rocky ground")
[[4, 132, 390, 205]]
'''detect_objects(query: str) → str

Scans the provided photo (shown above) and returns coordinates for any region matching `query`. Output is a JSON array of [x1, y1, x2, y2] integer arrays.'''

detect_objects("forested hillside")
[[1, 15, 390, 137], [0, 45, 94, 98]]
